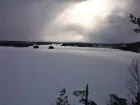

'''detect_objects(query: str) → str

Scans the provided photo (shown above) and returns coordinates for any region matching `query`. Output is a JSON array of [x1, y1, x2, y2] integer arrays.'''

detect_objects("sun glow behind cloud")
[[42, 0, 129, 42], [57, 0, 109, 29]]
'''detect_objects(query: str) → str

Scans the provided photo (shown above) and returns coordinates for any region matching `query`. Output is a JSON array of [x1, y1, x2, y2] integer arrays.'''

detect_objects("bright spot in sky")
[[42, 0, 128, 42], [57, 0, 110, 30]]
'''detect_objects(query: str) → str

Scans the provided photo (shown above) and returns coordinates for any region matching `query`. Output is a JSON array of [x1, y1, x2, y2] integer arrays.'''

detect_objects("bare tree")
[[128, 58, 140, 97], [127, 57, 140, 105], [107, 93, 127, 105]]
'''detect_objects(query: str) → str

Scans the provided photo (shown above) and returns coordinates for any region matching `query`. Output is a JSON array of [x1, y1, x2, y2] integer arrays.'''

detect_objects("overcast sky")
[[2, 0, 140, 42]]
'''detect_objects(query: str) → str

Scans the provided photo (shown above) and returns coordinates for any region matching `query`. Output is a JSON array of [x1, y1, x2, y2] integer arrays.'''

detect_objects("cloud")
[[42, 0, 137, 42], [2, 0, 66, 41], [1, 0, 140, 42]]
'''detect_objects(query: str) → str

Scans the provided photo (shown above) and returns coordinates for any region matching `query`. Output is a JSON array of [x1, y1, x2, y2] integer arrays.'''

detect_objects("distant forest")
[[0, 40, 140, 53]]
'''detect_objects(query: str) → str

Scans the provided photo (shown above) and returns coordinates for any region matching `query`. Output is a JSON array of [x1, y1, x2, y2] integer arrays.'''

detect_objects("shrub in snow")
[[33, 44, 39, 49], [48, 46, 54, 49]]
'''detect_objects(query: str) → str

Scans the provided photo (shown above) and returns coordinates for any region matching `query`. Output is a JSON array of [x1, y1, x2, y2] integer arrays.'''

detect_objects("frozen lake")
[[0, 46, 139, 105]]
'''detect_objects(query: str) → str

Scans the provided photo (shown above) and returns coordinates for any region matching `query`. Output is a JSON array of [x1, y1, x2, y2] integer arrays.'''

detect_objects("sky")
[[2, 0, 140, 42]]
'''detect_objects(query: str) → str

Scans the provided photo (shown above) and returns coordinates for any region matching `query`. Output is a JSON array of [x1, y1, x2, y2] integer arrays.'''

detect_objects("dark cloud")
[[88, 9, 140, 43], [1, 0, 140, 42], [2, 0, 66, 41]]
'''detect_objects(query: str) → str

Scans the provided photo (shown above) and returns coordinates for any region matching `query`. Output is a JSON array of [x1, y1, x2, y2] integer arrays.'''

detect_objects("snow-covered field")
[[0, 46, 139, 105]]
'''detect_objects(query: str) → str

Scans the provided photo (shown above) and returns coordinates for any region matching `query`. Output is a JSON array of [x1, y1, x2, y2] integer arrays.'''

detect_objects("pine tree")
[[130, 14, 140, 33], [56, 89, 70, 105], [108, 93, 127, 105], [73, 85, 97, 105]]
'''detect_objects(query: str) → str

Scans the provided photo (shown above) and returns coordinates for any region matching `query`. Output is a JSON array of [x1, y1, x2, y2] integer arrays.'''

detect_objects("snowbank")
[[0, 46, 139, 105]]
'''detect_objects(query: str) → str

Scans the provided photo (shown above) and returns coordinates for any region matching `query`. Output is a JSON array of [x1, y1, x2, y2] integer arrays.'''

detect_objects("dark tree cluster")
[[73, 85, 97, 105], [130, 14, 140, 33], [55, 86, 129, 105], [56, 85, 97, 105], [132, 92, 140, 105], [56, 89, 70, 105], [107, 94, 127, 105]]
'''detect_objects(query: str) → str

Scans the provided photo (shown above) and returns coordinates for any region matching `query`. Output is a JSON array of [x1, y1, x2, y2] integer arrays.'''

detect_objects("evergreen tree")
[[56, 89, 70, 105], [130, 14, 140, 33], [108, 93, 127, 105], [73, 85, 97, 105]]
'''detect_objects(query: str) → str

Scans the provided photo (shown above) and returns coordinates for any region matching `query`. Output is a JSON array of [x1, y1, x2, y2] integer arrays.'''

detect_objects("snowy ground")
[[0, 46, 139, 105]]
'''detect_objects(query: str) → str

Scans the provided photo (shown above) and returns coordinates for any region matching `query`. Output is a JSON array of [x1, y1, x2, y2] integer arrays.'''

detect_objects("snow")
[[0, 46, 139, 105]]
